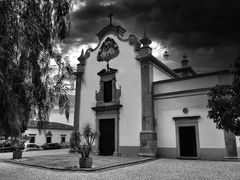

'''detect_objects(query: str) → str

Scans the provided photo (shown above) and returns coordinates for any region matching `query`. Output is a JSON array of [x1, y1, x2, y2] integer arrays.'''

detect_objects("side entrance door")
[[179, 126, 197, 157]]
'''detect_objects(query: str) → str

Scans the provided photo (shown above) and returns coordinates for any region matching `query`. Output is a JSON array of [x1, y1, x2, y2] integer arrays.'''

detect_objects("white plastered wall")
[[154, 74, 231, 149], [154, 94, 225, 148], [79, 34, 142, 146], [153, 65, 173, 82], [154, 76, 219, 94], [24, 128, 72, 146]]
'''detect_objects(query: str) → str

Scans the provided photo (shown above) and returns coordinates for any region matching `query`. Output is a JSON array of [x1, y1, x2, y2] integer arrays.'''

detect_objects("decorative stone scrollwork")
[[95, 81, 104, 102], [129, 34, 141, 52], [97, 37, 119, 63], [115, 86, 121, 100]]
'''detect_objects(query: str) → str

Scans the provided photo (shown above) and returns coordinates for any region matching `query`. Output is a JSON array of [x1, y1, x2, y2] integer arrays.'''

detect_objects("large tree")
[[207, 54, 240, 135], [0, 0, 73, 137]]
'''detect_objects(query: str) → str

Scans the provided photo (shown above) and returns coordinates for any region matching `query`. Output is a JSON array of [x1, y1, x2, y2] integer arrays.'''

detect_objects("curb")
[[2, 157, 156, 172]]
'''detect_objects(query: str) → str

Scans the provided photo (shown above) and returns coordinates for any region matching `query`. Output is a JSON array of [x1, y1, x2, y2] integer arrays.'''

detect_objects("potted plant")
[[8, 135, 29, 159], [70, 124, 98, 168]]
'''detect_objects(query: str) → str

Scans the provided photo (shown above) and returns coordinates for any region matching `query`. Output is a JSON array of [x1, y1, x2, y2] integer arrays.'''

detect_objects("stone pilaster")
[[73, 64, 84, 132], [73, 50, 86, 132], [138, 58, 157, 156], [137, 33, 157, 156], [70, 56, 85, 153], [113, 113, 121, 156], [140, 60, 154, 131], [224, 130, 239, 161]]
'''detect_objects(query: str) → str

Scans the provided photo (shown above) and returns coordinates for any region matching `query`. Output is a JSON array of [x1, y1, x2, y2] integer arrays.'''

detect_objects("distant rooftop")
[[28, 121, 73, 131]]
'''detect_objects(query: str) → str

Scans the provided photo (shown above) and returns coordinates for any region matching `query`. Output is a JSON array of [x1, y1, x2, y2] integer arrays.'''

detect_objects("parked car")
[[0, 142, 14, 153], [41, 143, 61, 150], [23, 143, 43, 151], [60, 142, 70, 149]]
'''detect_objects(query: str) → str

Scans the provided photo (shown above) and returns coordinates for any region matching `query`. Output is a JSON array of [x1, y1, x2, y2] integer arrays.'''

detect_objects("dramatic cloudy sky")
[[61, 0, 240, 73]]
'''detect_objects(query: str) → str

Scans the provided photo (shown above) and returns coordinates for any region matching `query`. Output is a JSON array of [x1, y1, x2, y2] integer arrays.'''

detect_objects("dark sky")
[[66, 0, 240, 72]]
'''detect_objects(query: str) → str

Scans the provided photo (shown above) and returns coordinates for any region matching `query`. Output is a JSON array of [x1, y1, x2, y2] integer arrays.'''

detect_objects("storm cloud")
[[67, 0, 240, 71]]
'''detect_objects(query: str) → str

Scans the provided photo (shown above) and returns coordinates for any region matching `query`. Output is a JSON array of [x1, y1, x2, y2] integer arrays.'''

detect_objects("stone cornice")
[[153, 70, 231, 85], [92, 104, 122, 112], [173, 116, 201, 121], [136, 54, 179, 78], [153, 87, 211, 99]]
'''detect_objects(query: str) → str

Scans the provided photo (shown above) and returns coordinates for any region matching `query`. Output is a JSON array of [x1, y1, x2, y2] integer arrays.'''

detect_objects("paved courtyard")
[[2, 151, 152, 171], [0, 149, 240, 179], [0, 149, 70, 160]]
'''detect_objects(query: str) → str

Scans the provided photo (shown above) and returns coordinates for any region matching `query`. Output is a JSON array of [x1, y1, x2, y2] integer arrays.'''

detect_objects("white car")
[[23, 143, 43, 152]]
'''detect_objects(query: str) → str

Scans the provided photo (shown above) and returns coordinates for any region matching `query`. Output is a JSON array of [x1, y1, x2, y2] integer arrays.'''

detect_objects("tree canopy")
[[0, 0, 73, 137], [208, 54, 240, 136]]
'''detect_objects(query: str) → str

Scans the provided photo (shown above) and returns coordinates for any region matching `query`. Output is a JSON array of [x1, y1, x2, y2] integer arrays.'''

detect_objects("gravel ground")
[[1, 159, 240, 180]]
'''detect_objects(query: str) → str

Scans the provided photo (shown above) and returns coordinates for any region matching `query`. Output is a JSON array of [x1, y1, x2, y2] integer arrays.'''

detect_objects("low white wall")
[[24, 128, 72, 146]]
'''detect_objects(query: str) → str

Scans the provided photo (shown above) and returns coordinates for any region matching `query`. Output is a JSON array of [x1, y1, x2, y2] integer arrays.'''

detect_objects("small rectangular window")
[[46, 136, 52, 143], [29, 135, 36, 143], [61, 136, 66, 143], [104, 81, 112, 102]]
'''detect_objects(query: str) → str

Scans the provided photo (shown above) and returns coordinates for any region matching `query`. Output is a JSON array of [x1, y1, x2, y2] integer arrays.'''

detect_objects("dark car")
[[41, 143, 61, 150], [0, 142, 14, 153]]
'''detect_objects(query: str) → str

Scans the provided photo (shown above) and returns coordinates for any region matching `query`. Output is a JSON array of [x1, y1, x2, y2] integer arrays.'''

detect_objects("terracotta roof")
[[27, 121, 73, 130], [173, 66, 197, 76]]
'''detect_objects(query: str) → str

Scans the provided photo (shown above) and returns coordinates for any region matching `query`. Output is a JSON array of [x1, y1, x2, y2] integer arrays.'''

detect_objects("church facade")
[[74, 20, 239, 160]]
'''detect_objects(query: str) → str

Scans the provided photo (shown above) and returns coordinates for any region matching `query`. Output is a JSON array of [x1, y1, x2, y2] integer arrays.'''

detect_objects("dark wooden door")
[[99, 119, 115, 155], [179, 126, 197, 157]]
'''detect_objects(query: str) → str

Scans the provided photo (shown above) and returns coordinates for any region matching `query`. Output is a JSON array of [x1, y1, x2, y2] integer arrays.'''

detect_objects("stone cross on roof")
[[108, 13, 114, 25]]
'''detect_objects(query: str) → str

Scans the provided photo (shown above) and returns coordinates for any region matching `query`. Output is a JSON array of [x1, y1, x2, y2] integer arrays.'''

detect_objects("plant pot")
[[13, 150, 22, 159], [79, 157, 93, 168]]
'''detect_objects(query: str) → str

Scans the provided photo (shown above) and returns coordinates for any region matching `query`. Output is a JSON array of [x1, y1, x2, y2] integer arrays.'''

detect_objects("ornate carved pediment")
[[94, 67, 121, 107], [97, 37, 119, 63]]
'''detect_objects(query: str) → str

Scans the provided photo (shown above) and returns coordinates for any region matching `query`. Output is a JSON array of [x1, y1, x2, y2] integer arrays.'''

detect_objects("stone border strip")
[[1, 157, 156, 172]]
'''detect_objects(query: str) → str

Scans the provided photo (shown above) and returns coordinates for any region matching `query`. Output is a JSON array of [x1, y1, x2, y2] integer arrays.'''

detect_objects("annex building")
[[25, 121, 73, 146], [74, 18, 239, 160]]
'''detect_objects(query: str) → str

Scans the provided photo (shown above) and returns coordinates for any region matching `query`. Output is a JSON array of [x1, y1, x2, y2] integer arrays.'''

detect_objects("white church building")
[[73, 18, 239, 160]]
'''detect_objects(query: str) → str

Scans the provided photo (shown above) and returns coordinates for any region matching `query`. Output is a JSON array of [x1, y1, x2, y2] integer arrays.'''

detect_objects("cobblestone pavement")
[[1, 158, 240, 180]]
